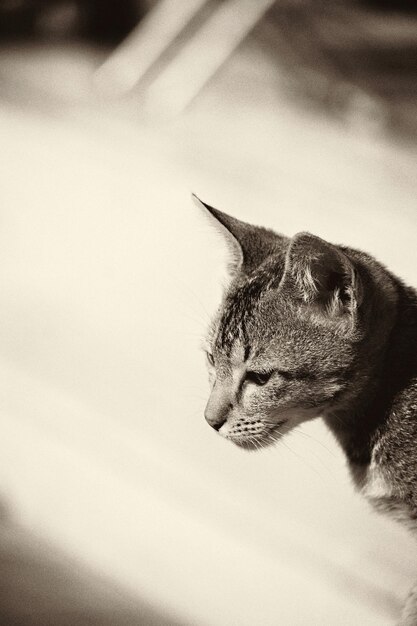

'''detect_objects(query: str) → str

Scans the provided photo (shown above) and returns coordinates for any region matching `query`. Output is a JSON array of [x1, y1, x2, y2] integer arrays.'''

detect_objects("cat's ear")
[[281, 232, 362, 322], [193, 194, 286, 275]]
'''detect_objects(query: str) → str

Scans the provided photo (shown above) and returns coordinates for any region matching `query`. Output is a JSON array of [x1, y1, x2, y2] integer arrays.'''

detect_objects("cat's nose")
[[204, 393, 233, 431], [205, 410, 228, 431]]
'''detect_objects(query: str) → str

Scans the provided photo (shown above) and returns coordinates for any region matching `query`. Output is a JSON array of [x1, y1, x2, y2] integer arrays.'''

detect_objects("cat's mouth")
[[228, 420, 288, 451], [228, 406, 321, 450]]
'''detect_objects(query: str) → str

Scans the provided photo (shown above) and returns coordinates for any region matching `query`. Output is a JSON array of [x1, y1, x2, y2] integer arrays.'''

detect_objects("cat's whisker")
[[293, 427, 337, 458], [177, 310, 210, 329], [327, 410, 351, 429], [262, 429, 327, 481], [165, 269, 212, 323], [170, 330, 207, 339]]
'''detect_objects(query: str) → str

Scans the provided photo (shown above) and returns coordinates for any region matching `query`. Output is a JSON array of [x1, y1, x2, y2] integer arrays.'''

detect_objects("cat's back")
[[363, 281, 417, 525]]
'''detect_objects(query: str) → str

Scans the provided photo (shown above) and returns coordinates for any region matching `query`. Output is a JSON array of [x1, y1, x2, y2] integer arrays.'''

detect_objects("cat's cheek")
[[270, 406, 322, 432], [241, 382, 272, 411], [300, 379, 343, 409]]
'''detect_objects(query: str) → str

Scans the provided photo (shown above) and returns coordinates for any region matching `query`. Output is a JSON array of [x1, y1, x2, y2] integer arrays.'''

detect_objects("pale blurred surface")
[[0, 3, 417, 625]]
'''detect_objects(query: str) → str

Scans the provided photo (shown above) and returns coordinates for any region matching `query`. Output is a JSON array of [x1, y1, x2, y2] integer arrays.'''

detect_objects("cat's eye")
[[245, 370, 272, 386], [278, 369, 309, 381], [206, 351, 215, 366], [277, 370, 293, 381]]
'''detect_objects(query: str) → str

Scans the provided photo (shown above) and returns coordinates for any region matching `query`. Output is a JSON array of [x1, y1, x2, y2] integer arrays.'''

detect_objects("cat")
[[194, 194, 417, 626]]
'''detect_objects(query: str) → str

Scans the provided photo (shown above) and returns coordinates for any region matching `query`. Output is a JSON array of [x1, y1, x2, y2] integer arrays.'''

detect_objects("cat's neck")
[[323, 278, 417, 481]]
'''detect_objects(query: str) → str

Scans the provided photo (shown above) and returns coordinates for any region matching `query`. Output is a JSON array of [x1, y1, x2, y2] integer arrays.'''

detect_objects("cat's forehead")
[[214, 276, 271, 353], [212, 270, 290, 355], [211, 275, 348, 366]]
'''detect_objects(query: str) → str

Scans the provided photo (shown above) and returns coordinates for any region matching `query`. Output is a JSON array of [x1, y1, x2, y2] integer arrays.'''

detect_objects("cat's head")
[[196, 195, 364, 450]]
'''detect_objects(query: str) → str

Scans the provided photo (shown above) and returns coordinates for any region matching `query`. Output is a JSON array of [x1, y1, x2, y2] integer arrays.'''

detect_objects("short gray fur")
[[196, 195, 417, 626]]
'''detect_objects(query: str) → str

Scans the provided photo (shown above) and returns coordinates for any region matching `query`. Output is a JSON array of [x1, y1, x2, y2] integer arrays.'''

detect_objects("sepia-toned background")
[[0, 1, 416, 624]]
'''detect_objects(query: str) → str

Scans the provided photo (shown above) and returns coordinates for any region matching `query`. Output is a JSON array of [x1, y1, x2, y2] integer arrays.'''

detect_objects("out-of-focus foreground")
[[0, 2, 416, 625]]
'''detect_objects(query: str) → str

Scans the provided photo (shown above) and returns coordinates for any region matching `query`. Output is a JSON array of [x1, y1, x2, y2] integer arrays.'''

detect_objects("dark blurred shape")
[[81, 0, 145, 44], [0, 512, 186, 626], [256, 0, 417, 138], [0, 0, 145, 44], [358, 0, 417, 12]]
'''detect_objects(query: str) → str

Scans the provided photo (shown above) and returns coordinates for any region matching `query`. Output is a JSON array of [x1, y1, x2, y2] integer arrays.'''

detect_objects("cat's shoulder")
[[360, 398, 417, 530]]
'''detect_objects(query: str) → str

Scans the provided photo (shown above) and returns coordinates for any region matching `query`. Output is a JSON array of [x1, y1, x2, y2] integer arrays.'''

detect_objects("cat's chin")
[[230, 439, 265, 451], [229, 436, 279, 451], [228, 421, 288, 451]]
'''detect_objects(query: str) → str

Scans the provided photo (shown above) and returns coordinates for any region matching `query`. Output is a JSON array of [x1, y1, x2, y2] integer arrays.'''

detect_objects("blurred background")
[[0, 1, 416, 625]]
